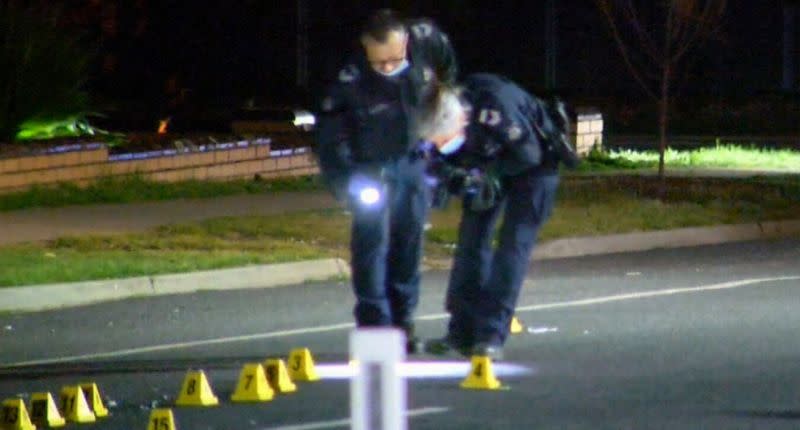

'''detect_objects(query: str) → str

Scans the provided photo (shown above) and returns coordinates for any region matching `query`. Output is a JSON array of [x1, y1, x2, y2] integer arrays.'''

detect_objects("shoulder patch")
[[338, 64, 359, 83], [507, 123, 523, 141], [410, 22, 433, 39], [422, 67, 434, 83], [478, 109, 502, 127]]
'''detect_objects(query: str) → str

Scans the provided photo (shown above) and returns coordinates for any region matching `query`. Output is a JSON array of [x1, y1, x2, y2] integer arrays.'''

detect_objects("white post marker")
[[350, 328, 406, 430]]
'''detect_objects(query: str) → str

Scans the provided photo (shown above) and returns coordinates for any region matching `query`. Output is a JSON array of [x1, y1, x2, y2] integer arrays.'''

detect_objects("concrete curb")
[[2, 220, 799, 314], [0, 258, 350, 313], [532, 219, 800, 260]]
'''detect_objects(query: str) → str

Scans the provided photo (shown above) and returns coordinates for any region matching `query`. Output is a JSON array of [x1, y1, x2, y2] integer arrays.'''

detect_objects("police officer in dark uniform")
[[419, 73, 579, 359], [315, 9, 457, 353]]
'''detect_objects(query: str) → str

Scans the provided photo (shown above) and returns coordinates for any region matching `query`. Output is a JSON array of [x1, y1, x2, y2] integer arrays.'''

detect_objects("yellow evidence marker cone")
[[29, 392, 66, 428], [58, 386, 96, 423], [263, 359, 297, 394], [1, 398, 36, 430], [175, 370, 219, 407], [231, 363, 274, 402], [509, 316, 525, 335], [287, 348, 321, 382], [147, 408, 176, 430], [79, 382, 109, 418], [460, 356, 503, 390]]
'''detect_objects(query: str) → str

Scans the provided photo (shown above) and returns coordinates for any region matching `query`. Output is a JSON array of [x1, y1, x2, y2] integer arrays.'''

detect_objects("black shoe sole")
[[470, 346, 504, 361], [424, 339, 471, 358], [406, 338, 423, 355]]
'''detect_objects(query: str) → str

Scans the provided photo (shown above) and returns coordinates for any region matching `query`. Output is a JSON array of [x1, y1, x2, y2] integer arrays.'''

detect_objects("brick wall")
[[0, 139, 319, 194], [573, 110, 603, 156], [0, 111, 601, 194]]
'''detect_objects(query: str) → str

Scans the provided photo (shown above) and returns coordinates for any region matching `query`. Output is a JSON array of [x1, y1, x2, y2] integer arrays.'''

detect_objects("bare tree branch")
[[593, 0, 728, 190], [622, 0, 662, 63], [672, 0, 727, 63], [596, 0, 658, 99]]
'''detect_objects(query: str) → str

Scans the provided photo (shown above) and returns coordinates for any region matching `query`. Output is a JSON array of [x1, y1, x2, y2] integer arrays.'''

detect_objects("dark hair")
[[361, 9, 406, 42]]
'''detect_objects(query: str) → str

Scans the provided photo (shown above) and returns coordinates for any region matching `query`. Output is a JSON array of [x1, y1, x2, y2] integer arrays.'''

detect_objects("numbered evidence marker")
[[1, 398, 36, 430], [350, 328, 406, 430], [231, 363, 274, 402], [175, 370, 219, 407], [29, 392, 66, 428], [263, 359, 297, 394], [287, 348, 321, 382], [59, 386, 96, 423], [79, 383, 109, 418], [509, 316, 525, 335], [147, 408, 176, 430], [460, 356, 503, 390]]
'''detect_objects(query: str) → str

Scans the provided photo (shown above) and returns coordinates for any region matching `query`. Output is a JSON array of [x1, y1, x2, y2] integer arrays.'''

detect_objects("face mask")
[[438, 134, 466, 155], [376, 59, 410, 78]]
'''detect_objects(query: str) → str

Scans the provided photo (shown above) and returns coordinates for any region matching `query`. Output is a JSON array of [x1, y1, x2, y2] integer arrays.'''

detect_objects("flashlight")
[[348, 173, 384, 208], [359, 186, 381, 205]]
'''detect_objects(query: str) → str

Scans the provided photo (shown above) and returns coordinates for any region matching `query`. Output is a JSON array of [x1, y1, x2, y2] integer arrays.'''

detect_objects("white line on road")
[[259, 406, 449, 430], [2, 322, 354, 368], [4, 275, 799, 368], [512, 275, 800, 313]]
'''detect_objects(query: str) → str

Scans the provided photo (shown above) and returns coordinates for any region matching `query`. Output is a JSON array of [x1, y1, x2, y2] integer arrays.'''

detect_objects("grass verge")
[[1, 144, 798, 212], [0, 174, 324, 211], [578, 143, 800, 172], [1, 175, 799, 287]]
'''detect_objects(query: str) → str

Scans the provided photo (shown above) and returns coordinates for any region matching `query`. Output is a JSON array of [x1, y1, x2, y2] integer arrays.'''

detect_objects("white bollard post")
[[350, 328, 407, 430]]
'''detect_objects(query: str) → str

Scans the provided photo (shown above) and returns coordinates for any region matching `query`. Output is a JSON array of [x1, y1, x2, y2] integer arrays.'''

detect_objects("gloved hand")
[[461, 168, 486, 195], [412, 140, 437, 161], [466, 173, 502, 211], [443, 167, 477, 195], [430, 165, 502, 210]]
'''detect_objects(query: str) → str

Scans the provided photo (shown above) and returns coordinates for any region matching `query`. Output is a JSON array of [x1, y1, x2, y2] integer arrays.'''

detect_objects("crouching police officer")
[[315, 9, 457, 353], [418, 73, 579, 359]]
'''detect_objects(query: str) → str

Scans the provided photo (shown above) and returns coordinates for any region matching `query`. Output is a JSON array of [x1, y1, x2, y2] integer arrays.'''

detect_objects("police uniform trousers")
[[445, 168, 560, 347], [350, 155, 429, 328]]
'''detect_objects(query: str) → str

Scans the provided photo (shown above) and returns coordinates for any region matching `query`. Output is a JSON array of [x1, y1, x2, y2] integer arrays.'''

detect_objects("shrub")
[[0, 3, 91, 143]]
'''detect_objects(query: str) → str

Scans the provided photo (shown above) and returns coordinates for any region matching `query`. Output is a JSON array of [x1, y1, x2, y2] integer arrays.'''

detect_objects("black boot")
[[470, 342, 504, 361], [400, 322, 423, 355], [423, 335, 471, 358]]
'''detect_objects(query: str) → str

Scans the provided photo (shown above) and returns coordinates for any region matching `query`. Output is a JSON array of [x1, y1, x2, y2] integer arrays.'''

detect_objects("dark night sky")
[[306, 0, 789, 96], [69, 1, 796, 117]]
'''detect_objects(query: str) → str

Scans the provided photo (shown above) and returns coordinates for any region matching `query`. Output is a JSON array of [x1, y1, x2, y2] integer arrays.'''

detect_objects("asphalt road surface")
[[2, 239, 800, 429]]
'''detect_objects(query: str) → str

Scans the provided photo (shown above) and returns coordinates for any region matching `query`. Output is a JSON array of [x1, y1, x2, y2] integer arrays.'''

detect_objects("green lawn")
[[578, 143, 800, 172], [2, 175, 799, 287], [0, 174, 324, 211]]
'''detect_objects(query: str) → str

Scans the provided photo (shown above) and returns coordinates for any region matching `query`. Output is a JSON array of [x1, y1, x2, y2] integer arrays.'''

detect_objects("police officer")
[[419, 73, 579, 359], [315, 9, 457, 353]]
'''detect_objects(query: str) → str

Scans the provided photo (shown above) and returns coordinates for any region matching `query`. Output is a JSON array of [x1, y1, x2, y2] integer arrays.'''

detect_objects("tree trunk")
[[658, 63, 670, 198], [658, 2, 674, 199]]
